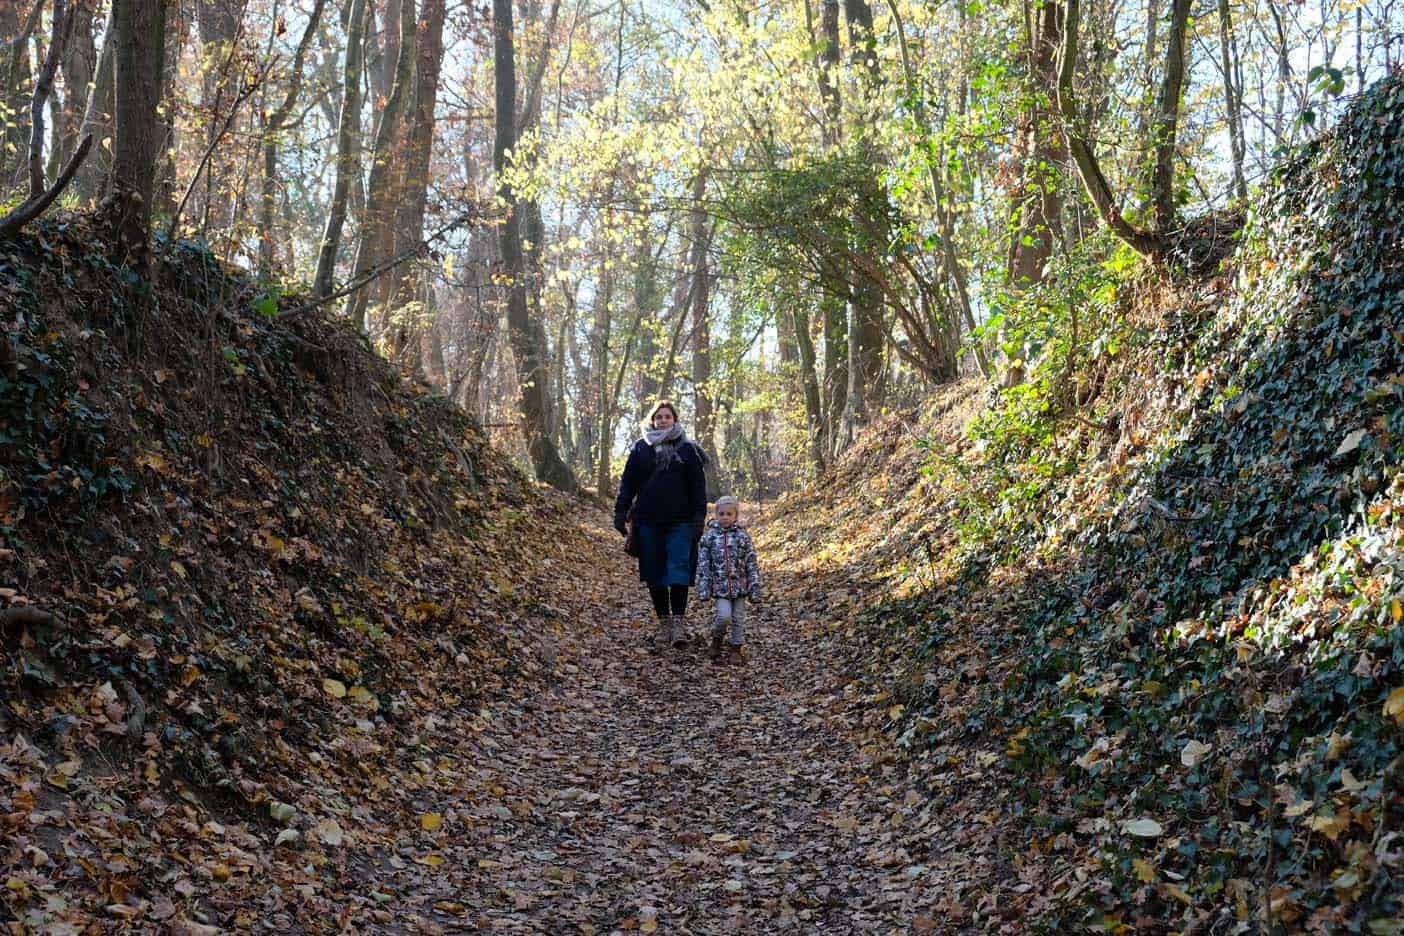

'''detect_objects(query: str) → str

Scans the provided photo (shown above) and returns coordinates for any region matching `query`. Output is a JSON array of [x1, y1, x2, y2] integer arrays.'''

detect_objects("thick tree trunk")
[[313, 0, 367, 299], [109, 0, 163, 263], [346, 0, 415, 331], [493, 0, 577, 491]]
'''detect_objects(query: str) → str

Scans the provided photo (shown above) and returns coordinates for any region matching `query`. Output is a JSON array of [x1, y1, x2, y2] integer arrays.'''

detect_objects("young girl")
[[695, 496, 762, 664]]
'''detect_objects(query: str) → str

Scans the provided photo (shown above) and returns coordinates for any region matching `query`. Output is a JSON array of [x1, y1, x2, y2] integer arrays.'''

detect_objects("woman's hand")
[[613, 514, 628, 536]]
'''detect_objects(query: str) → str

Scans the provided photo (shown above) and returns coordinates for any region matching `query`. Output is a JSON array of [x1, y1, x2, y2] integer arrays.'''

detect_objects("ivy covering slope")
[[0, 222, 595, 930], [760, 74, 1403, 932]]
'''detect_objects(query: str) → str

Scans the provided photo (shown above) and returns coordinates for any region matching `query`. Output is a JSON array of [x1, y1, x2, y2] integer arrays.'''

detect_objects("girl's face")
[[653, 408, 676, 430], [716, 504, 739, 528]]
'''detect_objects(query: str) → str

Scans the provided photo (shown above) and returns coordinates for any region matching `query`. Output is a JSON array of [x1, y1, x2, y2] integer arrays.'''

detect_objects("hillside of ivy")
[[762, 74, 1403, 932]]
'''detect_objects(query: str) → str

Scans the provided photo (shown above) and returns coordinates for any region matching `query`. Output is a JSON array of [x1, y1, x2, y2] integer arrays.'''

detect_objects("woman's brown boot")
[[670, 614, 689, 648]]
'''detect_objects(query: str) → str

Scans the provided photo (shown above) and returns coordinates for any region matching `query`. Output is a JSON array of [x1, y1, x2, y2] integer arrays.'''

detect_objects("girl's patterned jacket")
[[696, 520, 762, 601]]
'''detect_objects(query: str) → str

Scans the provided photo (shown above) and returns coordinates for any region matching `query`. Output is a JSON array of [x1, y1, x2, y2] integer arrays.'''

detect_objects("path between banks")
[[351, 514, 995, 935]]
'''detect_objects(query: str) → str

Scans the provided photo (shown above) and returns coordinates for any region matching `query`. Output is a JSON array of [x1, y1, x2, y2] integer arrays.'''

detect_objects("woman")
[[613, 400, 707, 652]]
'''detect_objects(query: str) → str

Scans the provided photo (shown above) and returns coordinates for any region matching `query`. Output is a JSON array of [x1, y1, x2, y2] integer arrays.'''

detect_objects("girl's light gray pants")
[[711, 596, 746, 646]]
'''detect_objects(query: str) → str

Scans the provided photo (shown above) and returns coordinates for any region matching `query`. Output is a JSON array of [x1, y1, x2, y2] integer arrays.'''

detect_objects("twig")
[[0, 134, 92, 239], [162, 69, 267, 250]]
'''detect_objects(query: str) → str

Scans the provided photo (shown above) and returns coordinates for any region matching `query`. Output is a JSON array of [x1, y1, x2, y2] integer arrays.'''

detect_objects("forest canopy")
[[0, 0, 1400, 493]]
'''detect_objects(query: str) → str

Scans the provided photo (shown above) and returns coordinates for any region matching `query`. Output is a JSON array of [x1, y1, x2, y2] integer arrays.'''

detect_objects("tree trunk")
[[1148, 0, 1191, 230], [346, 0, 415, 331], [686, 169, 719, 498], [195, 0, 240, 234], [792, 304, 825, 471], [259, 0, 329, 277], [152, 7, 183, 224], [841, 0, 885, 440], [73, 0, 113, 201], [1217, 0, 1247, 202], [384, 0, 445, 356], [493, 0, 577, 491], [1056, 0, 1166, 259], [1008, 0, 1064, 288], [313, 0, 367, 299], [52, 0, 94, 177], [109, 0, 163, 263], [2, 0, 40, 187]]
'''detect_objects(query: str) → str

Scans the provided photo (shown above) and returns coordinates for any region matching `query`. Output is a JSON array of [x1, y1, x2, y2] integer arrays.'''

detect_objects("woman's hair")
[[644, 400, 680, 428]]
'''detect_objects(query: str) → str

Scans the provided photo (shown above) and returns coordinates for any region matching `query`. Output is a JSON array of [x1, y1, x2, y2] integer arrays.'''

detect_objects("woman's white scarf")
[[643, 423, 686, 469]]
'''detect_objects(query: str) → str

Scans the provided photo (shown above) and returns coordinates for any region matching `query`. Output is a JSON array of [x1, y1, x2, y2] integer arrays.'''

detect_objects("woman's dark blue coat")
[[613, 438, 707, 528]]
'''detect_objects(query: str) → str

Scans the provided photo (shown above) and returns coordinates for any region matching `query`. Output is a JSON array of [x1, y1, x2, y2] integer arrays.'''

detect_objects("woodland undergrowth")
[[759, 75, 1403, 933], [0, 219, 596, 931]]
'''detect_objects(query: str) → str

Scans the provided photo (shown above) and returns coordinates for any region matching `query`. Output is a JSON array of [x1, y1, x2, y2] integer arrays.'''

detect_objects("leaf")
[[1383, 687, 1404, 725], [322, 678, 347, 699], [1122, 818, 1163, 838], [1132, 858, 1156, 882], [1180, 739, 1212, 768], [1334, 427, 1367, 457], [274, 829, 300, 847], [420, 812, 443, 831], [268, 802, 296, 824], [313, 819, 344, 847], [347, 685, 378, 708]]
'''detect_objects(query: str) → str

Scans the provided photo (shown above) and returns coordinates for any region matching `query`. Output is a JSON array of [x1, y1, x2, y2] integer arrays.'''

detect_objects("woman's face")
[[653, 408, 676, 430]]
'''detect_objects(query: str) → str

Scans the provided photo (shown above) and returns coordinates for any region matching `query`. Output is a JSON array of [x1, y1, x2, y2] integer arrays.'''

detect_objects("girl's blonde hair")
[[644, 400, 680, 429]]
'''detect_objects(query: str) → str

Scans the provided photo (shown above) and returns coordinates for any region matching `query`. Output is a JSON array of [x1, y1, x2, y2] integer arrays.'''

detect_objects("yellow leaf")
[[1383, 686, 1404, 725], [414, 853, 445, 867], [1159, 882, 1192, 906], [347, 686, 378, 709], [322, 678, 347, 699], [1392, 598, 1402, 624], [1132, 858, 1156, 882], [420, 812, 442, 831], [1305, 808, 1352, 840]]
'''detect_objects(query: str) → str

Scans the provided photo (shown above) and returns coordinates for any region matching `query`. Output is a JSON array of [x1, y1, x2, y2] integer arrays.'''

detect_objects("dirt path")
[[348, 515, 972, 934]]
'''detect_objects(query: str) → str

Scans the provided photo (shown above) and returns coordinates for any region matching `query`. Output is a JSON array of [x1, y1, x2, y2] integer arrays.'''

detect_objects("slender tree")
[[313, 0, 368, 299], [493, 0, 577, 490], [346, 0, 416, 331], [258, 0, 329, 276]]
